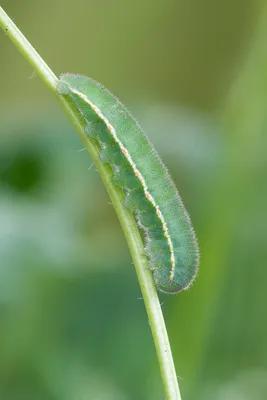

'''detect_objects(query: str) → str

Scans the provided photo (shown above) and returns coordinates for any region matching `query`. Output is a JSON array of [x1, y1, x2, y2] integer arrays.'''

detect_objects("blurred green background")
[[1, 0, 267, 399]]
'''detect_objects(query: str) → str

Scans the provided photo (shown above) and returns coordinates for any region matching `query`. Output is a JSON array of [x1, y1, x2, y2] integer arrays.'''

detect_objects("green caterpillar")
[[57, 74, 199, 294]]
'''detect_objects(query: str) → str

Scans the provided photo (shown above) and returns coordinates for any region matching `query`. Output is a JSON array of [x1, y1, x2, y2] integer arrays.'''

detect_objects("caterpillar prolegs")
[[57, 74, 199, 294]]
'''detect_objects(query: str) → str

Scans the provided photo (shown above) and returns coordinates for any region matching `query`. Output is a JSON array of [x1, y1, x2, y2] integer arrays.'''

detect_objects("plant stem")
[[0, 6, 181, 399]]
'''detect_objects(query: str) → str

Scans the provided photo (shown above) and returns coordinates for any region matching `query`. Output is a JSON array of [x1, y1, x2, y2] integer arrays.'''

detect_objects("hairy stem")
[[0, 6, 181, 400]]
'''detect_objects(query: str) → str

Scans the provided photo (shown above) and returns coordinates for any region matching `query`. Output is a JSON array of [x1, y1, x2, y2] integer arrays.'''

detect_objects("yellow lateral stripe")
[[72, 88, 176, 281]]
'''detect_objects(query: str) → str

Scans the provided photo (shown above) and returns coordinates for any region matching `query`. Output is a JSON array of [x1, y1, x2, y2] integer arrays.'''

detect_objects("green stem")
[[0, 6, 181, 400]]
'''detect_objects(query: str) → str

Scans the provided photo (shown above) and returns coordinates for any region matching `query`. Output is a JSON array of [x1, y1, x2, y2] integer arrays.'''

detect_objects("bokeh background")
[[1, 0, 267, 399]]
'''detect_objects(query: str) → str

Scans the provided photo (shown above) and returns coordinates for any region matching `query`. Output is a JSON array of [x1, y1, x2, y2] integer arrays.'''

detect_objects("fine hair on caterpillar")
[[57, 73, 199, 294]]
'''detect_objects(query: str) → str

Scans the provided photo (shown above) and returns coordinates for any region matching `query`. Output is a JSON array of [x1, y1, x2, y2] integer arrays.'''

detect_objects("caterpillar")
[[57, 74, 199, 294]]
